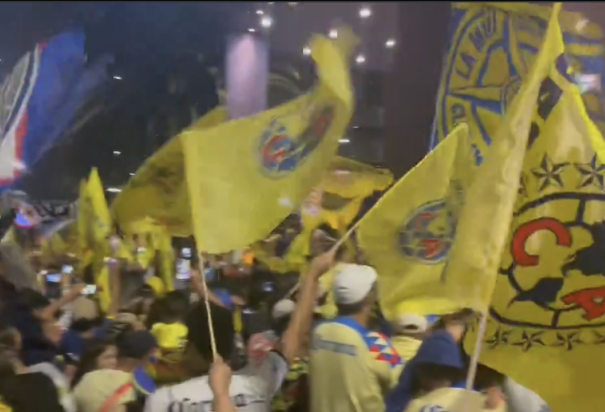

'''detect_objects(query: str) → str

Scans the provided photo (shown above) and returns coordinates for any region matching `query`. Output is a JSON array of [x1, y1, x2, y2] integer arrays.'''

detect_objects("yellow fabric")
[[316, 265, 338, 319], [151, 322, 188, 351], [233, 308, 243, 334], [146, 276, 166, 298], [444, 4, 561, 312], [310, 320, 402, 412], [156, 231, 175, 292], [111, 106, 227, 237], [434, 1, 605, 164], [95, 265, 111, 313], [357, 124, 473, 320], [87, 168, 112, 249], [316, 157, 393, 230], [390, 336, 422, 363], [183, 29, 357, 253], [403, 388, 487, 412], [76, 179, 93, 261], [461, 5, 605, 411]]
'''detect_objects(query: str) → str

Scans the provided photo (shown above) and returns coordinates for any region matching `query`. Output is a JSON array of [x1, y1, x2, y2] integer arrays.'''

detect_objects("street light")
[[386, 39, 396, 48], [359, 7, 372, 18], [355, 55, 366, 64], [302, 46, 311, 56], [329, 29, 338, 39], [260, 16, 273, 28]]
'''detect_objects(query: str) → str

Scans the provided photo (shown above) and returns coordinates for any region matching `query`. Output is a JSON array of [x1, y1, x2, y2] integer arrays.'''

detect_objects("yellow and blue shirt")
[[310, 316, 403, 412]]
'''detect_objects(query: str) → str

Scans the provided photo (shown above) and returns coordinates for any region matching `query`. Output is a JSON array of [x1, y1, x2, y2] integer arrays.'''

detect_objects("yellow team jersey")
[[310, 317, 404, 412], [151, 322, 188, 351], [404, 387, 505, 412], [390, 335, 423, 363]]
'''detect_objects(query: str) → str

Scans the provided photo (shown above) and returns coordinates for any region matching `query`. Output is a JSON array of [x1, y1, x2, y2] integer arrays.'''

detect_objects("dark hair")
[[0, 346, 17, 380], [272, 315, 291, 337], [0, 324, 18, 349], [336, 301, 366, 317], [71, 339, 116, 388], [161, 291, 189, 324], [431, 309, 476, 332], [185, 301, 234, 366]]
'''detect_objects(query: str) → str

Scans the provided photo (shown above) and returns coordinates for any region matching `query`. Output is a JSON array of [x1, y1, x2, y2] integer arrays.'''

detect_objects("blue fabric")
[[0, 30, 111, 190], [385, 331, 464, 412], [133, 365, 156, 395], [59, 330, 83, 360], [212, 288, 234, 311]]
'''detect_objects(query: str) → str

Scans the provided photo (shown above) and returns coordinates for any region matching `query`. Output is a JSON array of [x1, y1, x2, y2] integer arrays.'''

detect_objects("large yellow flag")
[[462, 4, 605, 410], [183, 31, 356, 253], [357, 124, 473, 320], [432, 2, 605, 163], [87, 168, 112, 246], [111, 106, 227, 236], [314, 157, 393, 230], [444, 3, 562, 312]]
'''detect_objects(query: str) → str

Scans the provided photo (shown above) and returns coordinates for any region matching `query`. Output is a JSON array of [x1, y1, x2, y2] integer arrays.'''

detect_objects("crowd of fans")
[[0, 222, 549, 412]]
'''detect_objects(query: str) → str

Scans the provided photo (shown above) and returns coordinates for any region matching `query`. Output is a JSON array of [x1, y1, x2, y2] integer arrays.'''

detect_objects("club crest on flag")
[[490, 152, 605, 350], [259, 105, 335, 178], [398, 199, 457, 264], [433, 4, 605, 163]]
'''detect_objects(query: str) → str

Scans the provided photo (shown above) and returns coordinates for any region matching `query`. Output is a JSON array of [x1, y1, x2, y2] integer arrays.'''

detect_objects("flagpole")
[[197, 253, 218, 358]]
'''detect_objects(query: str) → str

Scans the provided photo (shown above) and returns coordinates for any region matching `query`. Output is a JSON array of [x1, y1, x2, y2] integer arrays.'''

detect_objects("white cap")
[[395, 314, 428, 334], [332, 264, 378, 305], [272, 299, 296, 319]]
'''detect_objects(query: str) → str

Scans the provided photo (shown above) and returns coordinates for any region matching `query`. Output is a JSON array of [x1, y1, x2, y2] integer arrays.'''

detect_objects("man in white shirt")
[[144, 301, 289, 412]]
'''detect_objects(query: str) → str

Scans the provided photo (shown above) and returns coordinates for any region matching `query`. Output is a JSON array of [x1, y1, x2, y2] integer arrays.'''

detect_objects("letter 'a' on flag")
[[111, 106, 228, 237], [461, 4, 605, 410], [357, 123, 472, 320], [182, 29, 357, 253]]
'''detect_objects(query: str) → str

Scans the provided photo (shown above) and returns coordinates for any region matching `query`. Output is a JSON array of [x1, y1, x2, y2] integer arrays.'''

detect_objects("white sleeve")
[[255, 351, 289, 398], [144, 390, 169, 412], [503, 377, 551, 412]]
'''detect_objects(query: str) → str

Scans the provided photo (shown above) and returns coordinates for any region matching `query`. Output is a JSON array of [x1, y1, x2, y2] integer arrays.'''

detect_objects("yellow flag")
[[183, 30, 356, 253], [76, 179, 92, 258], [433, 2, 605, 163], [444, 4, 562, 312], [403, 388, 487, 412], [87, 168, 112, 246], [463, 4, 605, 410], [112, 106, 227, 237], [316, 157, 393, 230], [357, 124, 472, 320]]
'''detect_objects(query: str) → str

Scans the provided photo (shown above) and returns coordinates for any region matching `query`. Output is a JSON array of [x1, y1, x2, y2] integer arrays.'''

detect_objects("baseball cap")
[[395, 313, 428, 335], [272, 299, 296, 320], [73, 369, 135, 412], [332, 264, 378, 305], [72, 296, 99, 321], [117, 330, 157, 359]]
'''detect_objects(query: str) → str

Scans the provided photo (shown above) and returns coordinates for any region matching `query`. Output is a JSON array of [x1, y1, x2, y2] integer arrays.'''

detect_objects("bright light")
[[248, 28, 256, 33], [129, 173, 135, 176], [359, 7, 372, 18], [353, 125, 359, 129], [339, 138, 350, 144], [329, 29, 338, 39], [355, 54, 366, 64], [302, 46, 311, 56], [113, 150, 121, 155], [106, 188, 122, 193], [260, 16, 273, 28], [256, 9, 264, 15], [113, 76, 122, 80], [386, 39, 396, 48]]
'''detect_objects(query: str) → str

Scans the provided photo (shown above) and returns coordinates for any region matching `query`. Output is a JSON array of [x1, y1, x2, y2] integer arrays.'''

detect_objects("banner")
[[431, 2, 605, 166]]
